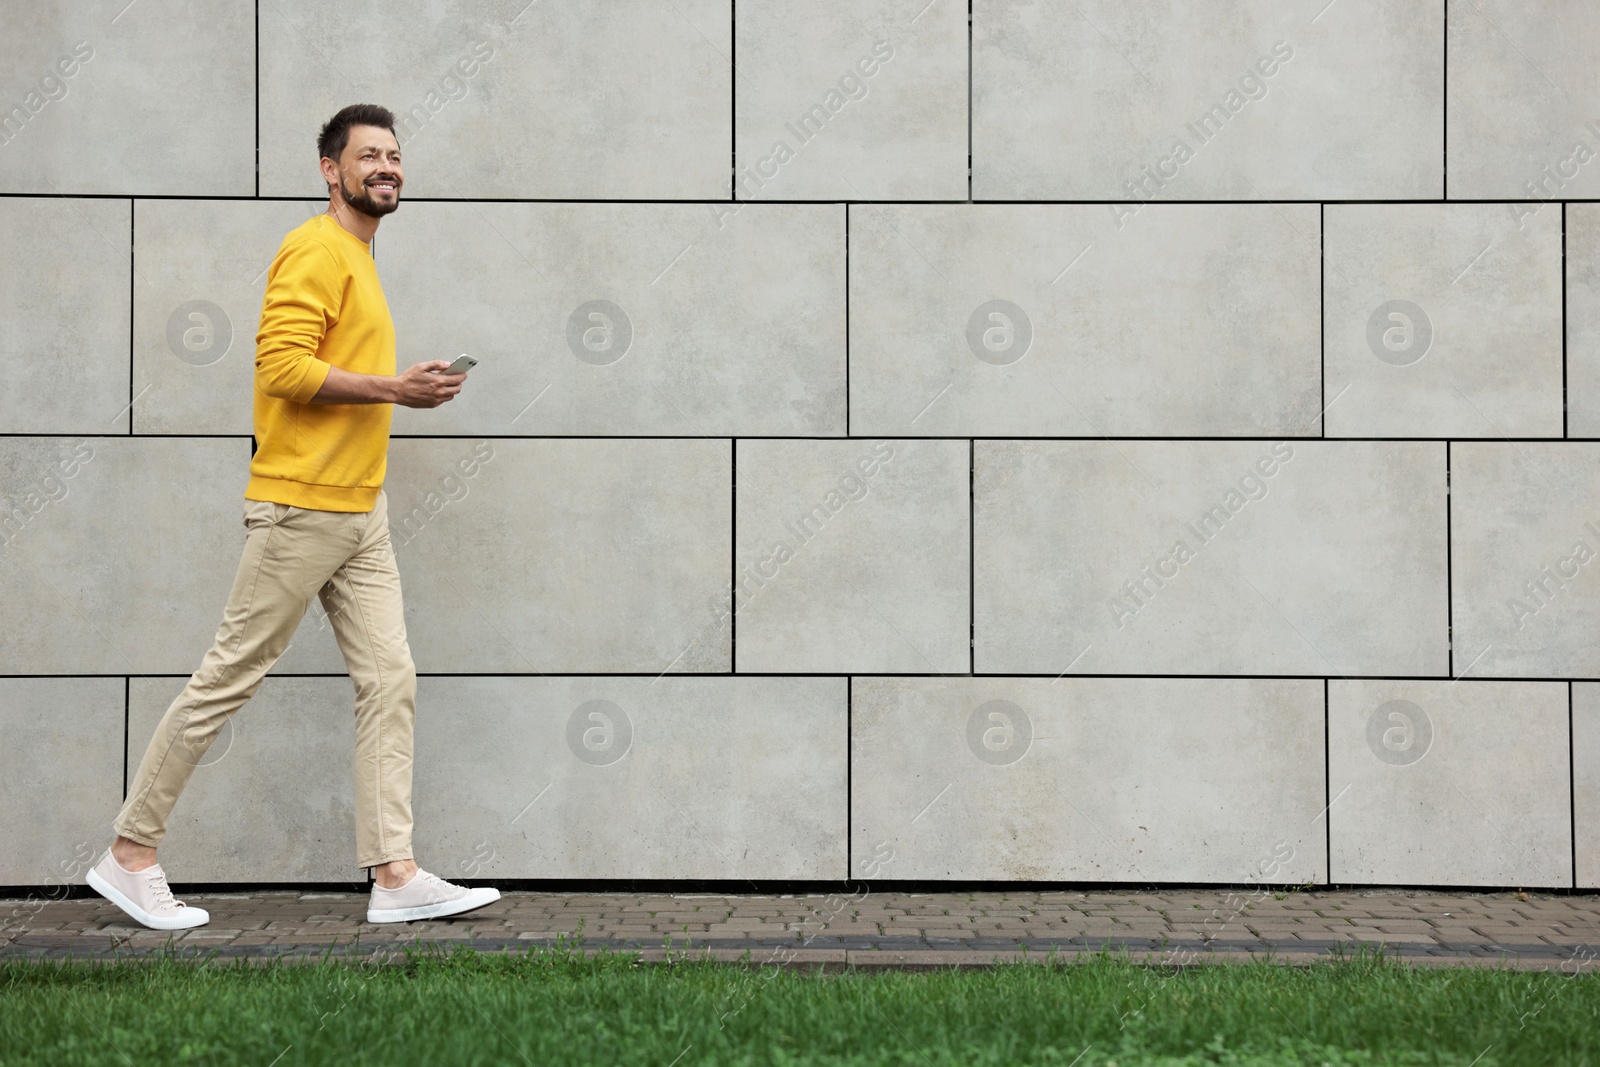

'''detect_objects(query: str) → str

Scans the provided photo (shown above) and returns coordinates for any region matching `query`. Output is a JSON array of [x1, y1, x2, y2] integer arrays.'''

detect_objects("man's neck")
[[325, 199, 379, 244]]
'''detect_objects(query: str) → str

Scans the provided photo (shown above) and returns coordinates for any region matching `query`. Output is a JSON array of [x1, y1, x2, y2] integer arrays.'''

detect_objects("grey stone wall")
[[1, 0, 1595, 889]]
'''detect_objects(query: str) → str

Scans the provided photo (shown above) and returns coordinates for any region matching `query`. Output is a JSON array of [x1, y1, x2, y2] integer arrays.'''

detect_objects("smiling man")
[[86, 104, 500, 929]]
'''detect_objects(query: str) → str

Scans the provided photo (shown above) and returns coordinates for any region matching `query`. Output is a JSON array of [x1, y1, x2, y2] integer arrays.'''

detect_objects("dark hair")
[[317, 103, 397, 165]]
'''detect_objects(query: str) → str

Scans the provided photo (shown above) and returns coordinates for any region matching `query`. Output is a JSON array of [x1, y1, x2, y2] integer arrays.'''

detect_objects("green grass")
[[2, 940, 1597, 1066]]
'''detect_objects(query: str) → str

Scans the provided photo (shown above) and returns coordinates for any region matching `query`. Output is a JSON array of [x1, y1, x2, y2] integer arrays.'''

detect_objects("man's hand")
[[391, 360, 468, 408], [308, 360, 469, 406]]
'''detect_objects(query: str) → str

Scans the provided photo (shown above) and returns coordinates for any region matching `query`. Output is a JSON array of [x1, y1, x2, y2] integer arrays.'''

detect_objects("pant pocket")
[[243, 498, 286, 531]]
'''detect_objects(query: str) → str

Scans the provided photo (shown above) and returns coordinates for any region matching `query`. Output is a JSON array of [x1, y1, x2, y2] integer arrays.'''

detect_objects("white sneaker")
[[86, 850, 210, 931], [366, 868, 501, 924]]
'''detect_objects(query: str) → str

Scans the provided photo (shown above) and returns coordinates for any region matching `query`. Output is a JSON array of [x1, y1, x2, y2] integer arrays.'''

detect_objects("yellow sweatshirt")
[[246, 214, 395, 512]]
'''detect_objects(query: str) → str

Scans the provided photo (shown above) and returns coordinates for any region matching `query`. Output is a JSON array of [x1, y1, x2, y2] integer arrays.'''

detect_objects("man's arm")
[[255, 237, 468, 410], [311, 361, 467, 408]]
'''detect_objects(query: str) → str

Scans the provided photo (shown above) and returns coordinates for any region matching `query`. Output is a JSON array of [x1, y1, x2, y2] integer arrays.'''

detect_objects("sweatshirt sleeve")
[[253, 237, 340, 403]]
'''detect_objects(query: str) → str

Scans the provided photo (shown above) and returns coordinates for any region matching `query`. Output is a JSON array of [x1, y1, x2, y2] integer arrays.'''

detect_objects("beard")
[[338, 172, 400, 218]]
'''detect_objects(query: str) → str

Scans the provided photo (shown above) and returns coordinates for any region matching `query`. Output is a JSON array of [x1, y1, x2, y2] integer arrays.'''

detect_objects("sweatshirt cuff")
[[288, 357, 333, 404]]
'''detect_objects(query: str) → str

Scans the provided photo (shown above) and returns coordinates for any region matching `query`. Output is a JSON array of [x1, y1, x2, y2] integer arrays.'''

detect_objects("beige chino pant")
[[114, 489, 416, 869]]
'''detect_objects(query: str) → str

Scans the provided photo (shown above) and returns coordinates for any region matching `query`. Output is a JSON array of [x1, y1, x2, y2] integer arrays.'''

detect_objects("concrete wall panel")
[[1568, 205, 1600, 437], [0, 6, 253, 195], [1323, 204, 1562, 438], [0, 438, 250, 675], [0, 679, 122, 887], [734, 0, 966, 200], [0, 438, 730, 677], [413, 676, 846, 880], [1452, 444, 1600, 679], [734, 439, 967, 674], [382, 203, 845, 437], [259, 0, 731, 200], [1446, 0, 1600, 200], [974, 441, 1449, 677], [972, 0, 1442, 200], [851, 677, 1326, 883], [385, 438, 731, 674], [0, 198, 130, 434], [1575, 683, 1599, 888], [849, 204, 1321, 437], [1329, 680, 1570, 887]]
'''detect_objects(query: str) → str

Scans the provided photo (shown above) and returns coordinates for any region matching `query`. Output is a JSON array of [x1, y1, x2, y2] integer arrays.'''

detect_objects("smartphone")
[[436, 353, 477, 375]]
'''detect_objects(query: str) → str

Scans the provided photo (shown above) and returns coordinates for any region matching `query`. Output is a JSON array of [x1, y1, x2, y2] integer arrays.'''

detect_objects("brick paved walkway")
[[4, 887, 1598, 971]]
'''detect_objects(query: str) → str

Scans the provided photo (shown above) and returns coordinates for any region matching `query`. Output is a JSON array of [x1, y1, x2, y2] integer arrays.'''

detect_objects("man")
[[86, 103, 499, 929]]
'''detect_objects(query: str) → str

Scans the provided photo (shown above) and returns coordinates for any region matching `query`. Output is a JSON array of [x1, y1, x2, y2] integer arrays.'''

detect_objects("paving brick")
[[1372, 922, 1440, 934], [1484, 927, 1572, 940], [799, 923, 884, 936], [1472, 925, 1550, 937]]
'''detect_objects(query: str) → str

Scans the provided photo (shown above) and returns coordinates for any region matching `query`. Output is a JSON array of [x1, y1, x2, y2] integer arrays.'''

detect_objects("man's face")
[[327, 125, 403, 218]]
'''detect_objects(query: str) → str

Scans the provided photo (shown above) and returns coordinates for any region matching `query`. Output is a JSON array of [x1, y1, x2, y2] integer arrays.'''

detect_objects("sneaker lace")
[[413, 870, 463, 905], [143, 869, 185, 911]]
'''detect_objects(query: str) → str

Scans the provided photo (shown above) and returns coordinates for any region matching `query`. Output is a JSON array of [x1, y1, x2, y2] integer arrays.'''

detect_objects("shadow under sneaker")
[[86, 850, 210, 931], [367, 868, 501, 924]]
